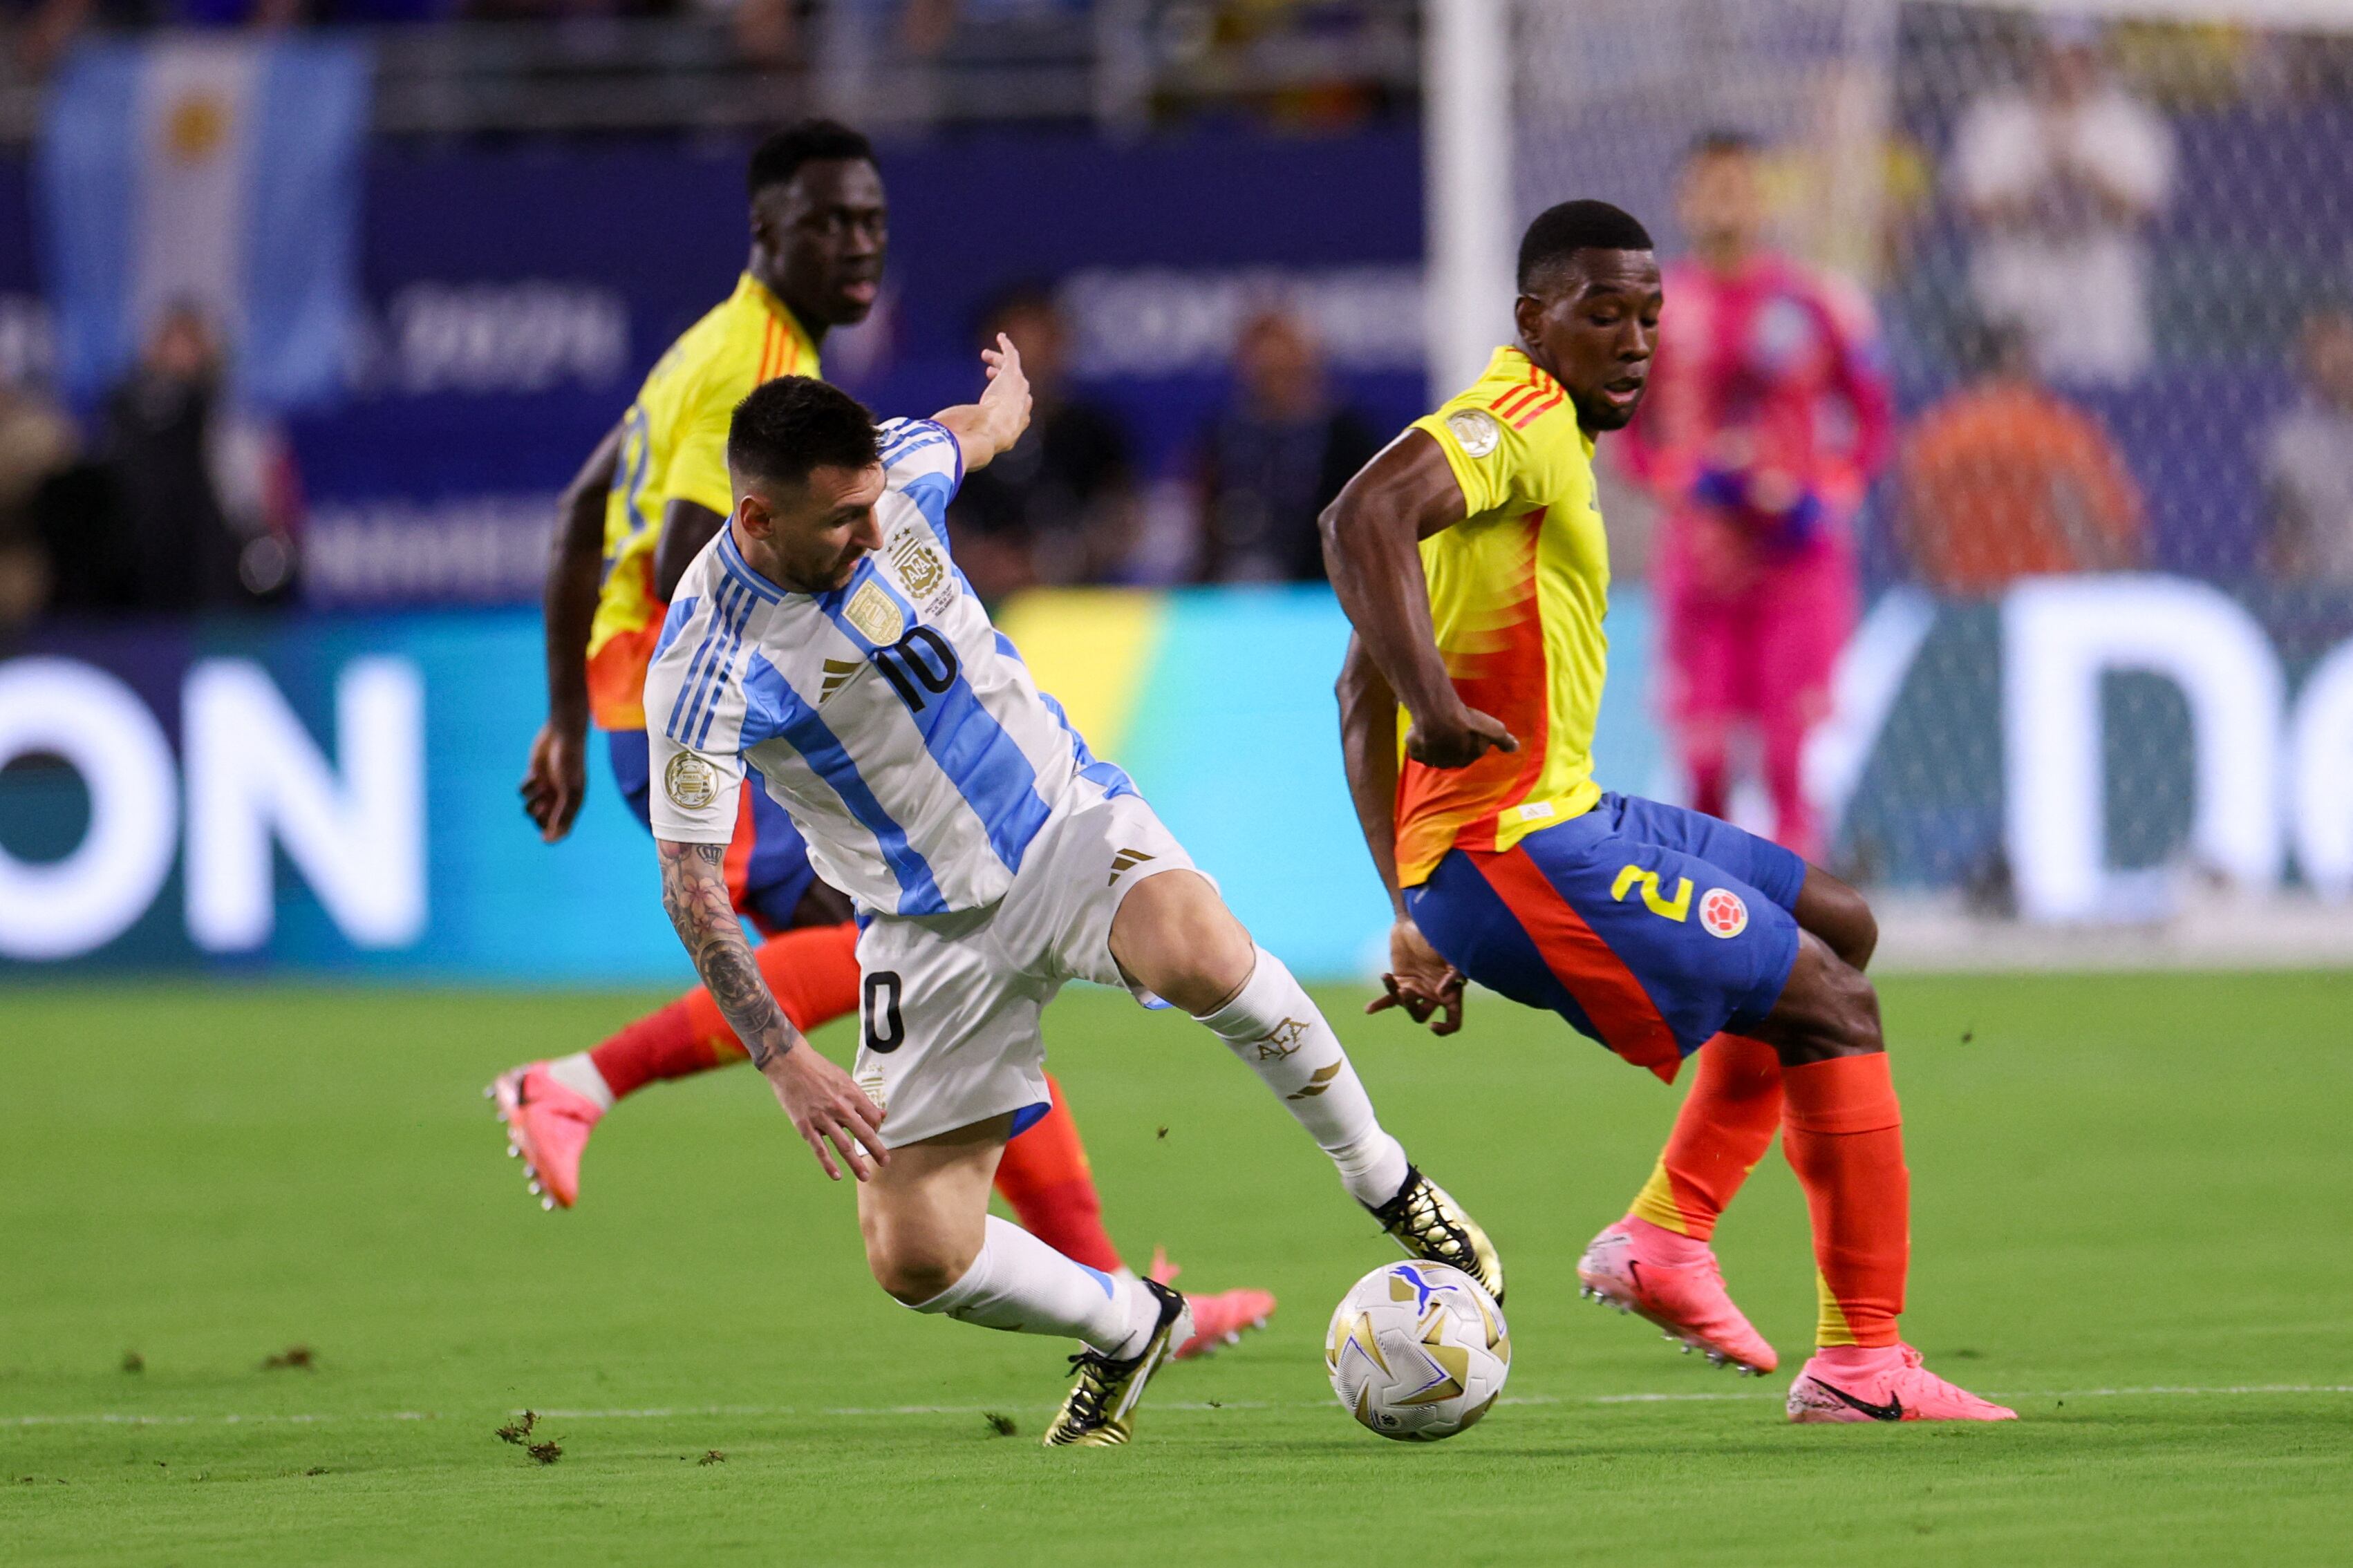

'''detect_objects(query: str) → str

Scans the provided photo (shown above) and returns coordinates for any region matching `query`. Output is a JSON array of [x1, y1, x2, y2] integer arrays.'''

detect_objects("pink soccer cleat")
[[488, 1064, 602, 1211], [1787, 1344, 2018, 1423], [1148, 1250, 1277, 1362], [1577, 1217, 1778, 1375]]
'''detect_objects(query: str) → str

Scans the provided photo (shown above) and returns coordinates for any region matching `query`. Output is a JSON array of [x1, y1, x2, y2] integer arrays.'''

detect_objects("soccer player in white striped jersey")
[[644, 339, 1502, 1447]]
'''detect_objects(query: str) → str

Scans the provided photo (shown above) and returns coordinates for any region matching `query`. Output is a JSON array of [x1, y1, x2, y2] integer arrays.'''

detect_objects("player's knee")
[[1796, 867, 1878, 972], [863, 1225, 978, 1307], [1759, 932, 1883, 1066], [1109, 871, 1254, 1014]]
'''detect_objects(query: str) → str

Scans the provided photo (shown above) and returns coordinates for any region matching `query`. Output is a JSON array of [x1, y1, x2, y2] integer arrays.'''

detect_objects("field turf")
[[2, 972, 2348, 1565]]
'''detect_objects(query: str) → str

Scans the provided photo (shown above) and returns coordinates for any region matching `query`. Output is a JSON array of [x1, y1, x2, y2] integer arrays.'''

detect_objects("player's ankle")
[[1623, 1213, 1712, 1267], [544, 1052, 615, 1112], [1094, 1275, 1161, 1361], [1327, 1128, 1409, 1208]]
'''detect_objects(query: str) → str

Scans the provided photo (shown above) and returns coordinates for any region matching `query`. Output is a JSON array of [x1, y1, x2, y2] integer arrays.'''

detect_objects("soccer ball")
[[1324, 1260, 1510, 1442]]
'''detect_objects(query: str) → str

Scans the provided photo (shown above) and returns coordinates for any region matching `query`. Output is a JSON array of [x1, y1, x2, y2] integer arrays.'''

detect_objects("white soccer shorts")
[[849, 778, 1200, 1149]]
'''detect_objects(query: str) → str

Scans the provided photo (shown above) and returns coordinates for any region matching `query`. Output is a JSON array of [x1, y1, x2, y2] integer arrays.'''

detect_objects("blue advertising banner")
[[6, 578, 2353, 980], [0, 587, 1653, 983]]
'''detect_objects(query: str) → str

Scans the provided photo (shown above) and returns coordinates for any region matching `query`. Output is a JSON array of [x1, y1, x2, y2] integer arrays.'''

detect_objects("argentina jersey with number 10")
[[643, 416, 1133, 917]]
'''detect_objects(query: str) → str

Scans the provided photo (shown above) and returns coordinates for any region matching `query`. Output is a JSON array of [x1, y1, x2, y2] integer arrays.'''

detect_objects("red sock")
[[1627, 1033, 1783, 1241], [991, 1075, 1123, 1274], [1781, 1052, 1909, 1348], [590, 923, 863, 1101]]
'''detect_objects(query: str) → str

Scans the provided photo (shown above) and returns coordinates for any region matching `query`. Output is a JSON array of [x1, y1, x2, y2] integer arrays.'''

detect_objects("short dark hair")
[[1686, 127, 1762, 162], [729, 377, 881, 489], [747, 119, 875, 199], [1517, 200, 1654, 292]]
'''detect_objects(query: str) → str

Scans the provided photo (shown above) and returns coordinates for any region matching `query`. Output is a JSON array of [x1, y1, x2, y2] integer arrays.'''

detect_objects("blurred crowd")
[[0, 303, 298, 627], [1, 0, 1418, 132], [6, 11, 2353, 637]]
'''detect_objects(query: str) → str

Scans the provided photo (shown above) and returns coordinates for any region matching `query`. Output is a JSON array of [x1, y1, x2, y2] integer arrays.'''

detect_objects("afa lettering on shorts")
[[1611, 864, 1693, 922], [1698, 888, 1750, 938]]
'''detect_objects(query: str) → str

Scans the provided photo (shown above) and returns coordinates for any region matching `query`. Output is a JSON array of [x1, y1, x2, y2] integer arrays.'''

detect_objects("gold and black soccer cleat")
[[1041, 1278, 1191, 1448], [1366, 1164, 1506, 1304]]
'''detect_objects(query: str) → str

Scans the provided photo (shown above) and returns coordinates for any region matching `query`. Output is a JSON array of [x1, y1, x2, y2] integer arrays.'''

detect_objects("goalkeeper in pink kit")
[[1622, 131, 1893, 861]]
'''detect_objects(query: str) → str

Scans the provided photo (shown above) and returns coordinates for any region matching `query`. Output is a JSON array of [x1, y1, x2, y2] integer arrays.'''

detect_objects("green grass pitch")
[[3, 972, 2348, 1565]]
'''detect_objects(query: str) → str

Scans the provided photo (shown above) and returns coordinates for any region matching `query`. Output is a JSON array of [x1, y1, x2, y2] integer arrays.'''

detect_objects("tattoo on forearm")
[[657, 840, 793, 1068]]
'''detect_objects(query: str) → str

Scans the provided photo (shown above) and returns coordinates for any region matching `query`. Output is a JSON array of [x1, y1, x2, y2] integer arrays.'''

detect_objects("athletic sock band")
[[1194, 945, 1407, 1207]]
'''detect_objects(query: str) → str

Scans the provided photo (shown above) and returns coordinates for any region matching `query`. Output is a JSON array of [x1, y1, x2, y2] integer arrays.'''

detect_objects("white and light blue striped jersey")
[[644, 416, 1134, 916]]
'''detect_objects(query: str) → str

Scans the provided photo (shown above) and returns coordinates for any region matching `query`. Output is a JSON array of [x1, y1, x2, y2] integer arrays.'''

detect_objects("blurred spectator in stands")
[[1949, 17, 2174, 384], [1620, 129, 1891, 862], [100, 303, 300, 612], [727, 0, 803, 65], [897, 0, 1090, 57], [947, 283, 1139, 599], [0, 381, 75, 630], [1897, 321, 2143, 595], [1194, 308, 1378, 583], [2260, 304, 2353, 585]]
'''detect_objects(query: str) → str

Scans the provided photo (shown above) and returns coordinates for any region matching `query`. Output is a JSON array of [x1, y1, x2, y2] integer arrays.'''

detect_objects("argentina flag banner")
[[38, 36, 371, 412]]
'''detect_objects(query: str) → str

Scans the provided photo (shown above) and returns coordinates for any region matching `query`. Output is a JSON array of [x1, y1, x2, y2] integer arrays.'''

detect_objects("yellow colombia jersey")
[[585, 272, 821, 730], [1395, 345, 1611, 888]]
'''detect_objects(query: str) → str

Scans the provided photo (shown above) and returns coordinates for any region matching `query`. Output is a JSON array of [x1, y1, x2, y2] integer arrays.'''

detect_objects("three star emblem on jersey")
[[1445, 408, 1501, 458], [845, 581, 904, 646], [889, 531, 947, 597], [1699, 888, 1750, 939], [663, 752, 717, 810]]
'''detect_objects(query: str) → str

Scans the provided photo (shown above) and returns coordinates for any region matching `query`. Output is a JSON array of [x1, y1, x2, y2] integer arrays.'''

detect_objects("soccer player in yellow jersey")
[[1322, 200, 2012, 1423], [499, 120, 1274, 1358]]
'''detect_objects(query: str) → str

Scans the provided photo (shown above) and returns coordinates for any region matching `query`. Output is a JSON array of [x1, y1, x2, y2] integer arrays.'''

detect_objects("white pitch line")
[[8, 1384, 2350, 1429]]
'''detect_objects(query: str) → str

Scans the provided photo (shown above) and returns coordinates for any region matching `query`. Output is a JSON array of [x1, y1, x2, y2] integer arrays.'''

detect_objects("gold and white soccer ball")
[[1325, 1260, 1510, 1442]]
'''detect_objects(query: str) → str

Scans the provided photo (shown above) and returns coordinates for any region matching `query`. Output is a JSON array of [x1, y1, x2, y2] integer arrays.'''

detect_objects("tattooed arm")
[[657, 838, 889, 1179]]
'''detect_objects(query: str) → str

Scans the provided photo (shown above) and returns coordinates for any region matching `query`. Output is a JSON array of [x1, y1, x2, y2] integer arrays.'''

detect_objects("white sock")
[[910, 1216, 1159, 1357], [1194, 945, 1410, 1208], [545, 1052, 615, 1112]]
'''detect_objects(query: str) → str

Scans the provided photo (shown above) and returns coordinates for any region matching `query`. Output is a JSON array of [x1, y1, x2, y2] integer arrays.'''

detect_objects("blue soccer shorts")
[[1405, 793, 1806, 1081]]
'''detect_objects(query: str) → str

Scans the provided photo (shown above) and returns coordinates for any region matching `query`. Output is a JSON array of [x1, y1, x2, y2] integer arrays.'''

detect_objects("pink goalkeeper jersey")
[[1621, 252, 1893, 551]]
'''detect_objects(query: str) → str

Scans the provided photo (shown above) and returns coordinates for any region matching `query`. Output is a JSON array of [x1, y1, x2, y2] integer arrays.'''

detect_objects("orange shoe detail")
[[488, 1064, 603, 1211], [1787, 1343, 2016, 1423], [1147, 1251, 1275, 1362], [1575, 1218, 1778, 1375]]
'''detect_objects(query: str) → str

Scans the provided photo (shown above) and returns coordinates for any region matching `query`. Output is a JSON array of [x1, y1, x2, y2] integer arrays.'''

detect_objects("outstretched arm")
[[930, 334, 1032, 473], [1338, 634, 1468, 1036], [521, 422, 621, 842], [657, 838, 889, 1180], [1319, 429, 1517, 771]]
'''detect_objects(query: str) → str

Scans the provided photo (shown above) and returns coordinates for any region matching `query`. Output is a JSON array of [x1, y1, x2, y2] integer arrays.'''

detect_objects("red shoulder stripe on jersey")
[[1508, 391, 1565, 428], [1492, 386, 1542, 421], [758, 319, 779, 382]]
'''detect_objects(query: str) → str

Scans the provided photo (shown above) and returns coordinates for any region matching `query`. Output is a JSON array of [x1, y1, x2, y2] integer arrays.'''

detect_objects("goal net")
[[1449, 0, 2353, 951]]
